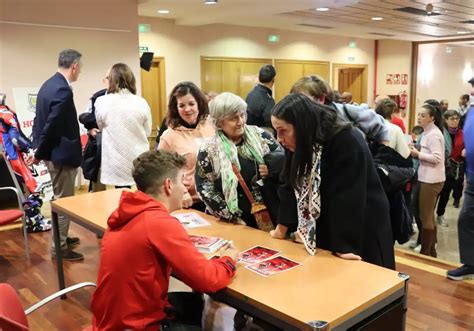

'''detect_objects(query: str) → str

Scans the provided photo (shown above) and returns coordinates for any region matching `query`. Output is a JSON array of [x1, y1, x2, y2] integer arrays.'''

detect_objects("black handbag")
[[81, 132, 102, 181]]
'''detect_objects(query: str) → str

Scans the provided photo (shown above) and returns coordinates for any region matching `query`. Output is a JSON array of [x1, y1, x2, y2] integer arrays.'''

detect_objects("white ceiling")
[[138, 0, 474, 41]]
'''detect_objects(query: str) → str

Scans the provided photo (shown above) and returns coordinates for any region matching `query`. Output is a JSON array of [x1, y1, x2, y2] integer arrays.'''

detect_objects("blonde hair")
[[209, 92, 247, 128], [290, 75, 334, 103]]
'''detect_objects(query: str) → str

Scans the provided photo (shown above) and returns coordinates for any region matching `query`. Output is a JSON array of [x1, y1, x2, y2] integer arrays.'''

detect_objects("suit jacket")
[[32, 72, 81, 167]]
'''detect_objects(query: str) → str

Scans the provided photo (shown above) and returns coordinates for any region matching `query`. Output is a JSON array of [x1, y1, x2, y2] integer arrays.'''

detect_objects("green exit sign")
[[139, 46, 149, 52], [138, 23, 151, 33], [267, 34, 280, 43]]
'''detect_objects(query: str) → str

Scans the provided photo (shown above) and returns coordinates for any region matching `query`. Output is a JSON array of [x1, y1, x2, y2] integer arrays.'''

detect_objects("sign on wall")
[[12, 87, 39, 138]]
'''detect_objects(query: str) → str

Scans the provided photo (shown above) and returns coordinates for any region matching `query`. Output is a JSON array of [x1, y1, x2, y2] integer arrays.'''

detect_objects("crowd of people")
[[8, 48, 472, 330]]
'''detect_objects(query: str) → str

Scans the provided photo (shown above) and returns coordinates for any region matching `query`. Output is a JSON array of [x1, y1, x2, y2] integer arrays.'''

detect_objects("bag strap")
[[231, 164, 256, 204]]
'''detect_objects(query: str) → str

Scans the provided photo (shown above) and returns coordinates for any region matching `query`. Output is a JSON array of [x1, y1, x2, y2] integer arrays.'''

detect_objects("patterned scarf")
[[217, 126, 265, 214], [294, 146, 323, 255]]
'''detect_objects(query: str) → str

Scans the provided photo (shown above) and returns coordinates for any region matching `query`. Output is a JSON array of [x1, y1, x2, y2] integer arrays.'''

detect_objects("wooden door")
[[141, 58, 166, 149], [303, 63, 330, 81], [201, 57, 271, 99], [201, 60, 222, 93], [240, 60, 270, 98], [274, 62, 303, 102], [275, 60, 330, 102], [338, 68, 364, 104]]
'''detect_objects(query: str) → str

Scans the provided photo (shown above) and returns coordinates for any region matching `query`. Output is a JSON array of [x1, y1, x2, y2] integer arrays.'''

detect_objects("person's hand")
[[25, 150, 39, 166], [461, 149, 466, 158], [88, 128, 100, 137], [220, 242, 239, 262], [410, 147, 420, 158], [336, 252, 362, 261], [258, 164, 269, 178], [182, 192, 193, 209]]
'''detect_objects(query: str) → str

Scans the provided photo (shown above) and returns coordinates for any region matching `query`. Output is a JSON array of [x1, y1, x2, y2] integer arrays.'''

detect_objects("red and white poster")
[[238, 246, 280, 264], [245, 256, 301, 277]]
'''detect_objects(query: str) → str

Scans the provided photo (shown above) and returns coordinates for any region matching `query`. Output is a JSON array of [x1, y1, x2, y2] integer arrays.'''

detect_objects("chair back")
[[0, 283, 29, 330]]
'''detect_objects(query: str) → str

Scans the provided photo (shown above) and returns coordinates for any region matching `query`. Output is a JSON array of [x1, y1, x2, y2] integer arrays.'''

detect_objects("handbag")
[[231, 164, 274, 232]]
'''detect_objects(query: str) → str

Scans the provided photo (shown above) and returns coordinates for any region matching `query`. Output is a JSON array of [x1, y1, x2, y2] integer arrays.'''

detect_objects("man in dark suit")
[[245, 64, 276, 133], [31, 49, 83, 260]]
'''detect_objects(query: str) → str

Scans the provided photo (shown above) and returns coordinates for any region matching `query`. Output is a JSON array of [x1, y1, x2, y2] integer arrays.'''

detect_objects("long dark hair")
[[167, 82, 209, 128], [423, 99, 444, 132], [272, 93, 349, 189]]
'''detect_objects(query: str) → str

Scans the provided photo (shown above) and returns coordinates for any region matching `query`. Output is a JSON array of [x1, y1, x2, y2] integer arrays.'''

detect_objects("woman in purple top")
[[410, 104, 445, 257]]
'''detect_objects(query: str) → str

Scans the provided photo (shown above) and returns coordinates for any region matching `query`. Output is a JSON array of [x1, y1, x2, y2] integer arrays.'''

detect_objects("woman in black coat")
[[270, 93, 395, 269]]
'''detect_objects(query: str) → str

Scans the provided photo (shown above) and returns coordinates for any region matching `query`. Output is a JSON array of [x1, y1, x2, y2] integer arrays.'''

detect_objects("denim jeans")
[[458, 181, 474, 265]]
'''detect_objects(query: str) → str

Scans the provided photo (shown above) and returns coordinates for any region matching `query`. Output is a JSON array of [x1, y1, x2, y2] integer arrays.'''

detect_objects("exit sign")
[[267, 34, 280, 43], [139, 46, 149, 52]]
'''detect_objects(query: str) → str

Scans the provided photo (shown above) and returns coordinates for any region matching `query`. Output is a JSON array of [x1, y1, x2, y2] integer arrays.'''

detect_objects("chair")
[[0, 282, 96, 331], [0, 148, 29, 259]]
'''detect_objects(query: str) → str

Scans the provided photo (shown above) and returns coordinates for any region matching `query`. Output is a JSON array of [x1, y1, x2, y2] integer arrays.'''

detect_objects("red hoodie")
[[91, 191, 236, 331]]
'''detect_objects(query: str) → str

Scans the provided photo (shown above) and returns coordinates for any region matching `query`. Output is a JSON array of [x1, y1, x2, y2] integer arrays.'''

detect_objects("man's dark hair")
[[132, 150, 186, 195], [375, 98, 397, 120], [461, 94, 470, 102], [411, 125, 423, 136], [58, 49, 82, 69], [272, 93, 349, 189], [259, 64, 276, 84]]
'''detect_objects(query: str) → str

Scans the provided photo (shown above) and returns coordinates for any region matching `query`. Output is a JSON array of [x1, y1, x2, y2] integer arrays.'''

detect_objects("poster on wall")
[[401, 74, 408, 85], [12, 87, 39, 138], [386, 74, 393, 85], [394, 74, 401, 85]]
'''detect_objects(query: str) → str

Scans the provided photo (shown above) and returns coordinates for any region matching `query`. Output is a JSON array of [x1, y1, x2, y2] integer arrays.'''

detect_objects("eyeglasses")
[[447, 117, 460, 121]]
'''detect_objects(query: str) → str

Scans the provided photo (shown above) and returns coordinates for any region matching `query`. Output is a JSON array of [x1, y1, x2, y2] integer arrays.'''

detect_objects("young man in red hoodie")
[[91, 150, 238, 330]]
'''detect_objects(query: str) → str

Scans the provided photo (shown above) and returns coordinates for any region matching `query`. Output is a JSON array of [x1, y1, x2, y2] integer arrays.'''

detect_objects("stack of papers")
[[173, 212, 211, 229], [189, 235, 228, 253]]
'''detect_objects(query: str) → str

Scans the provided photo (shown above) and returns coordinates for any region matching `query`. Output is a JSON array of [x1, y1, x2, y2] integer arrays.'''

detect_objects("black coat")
[[245, 84, 274, 129], [32, 73, 81, 167], [318, 128, 395, 269]]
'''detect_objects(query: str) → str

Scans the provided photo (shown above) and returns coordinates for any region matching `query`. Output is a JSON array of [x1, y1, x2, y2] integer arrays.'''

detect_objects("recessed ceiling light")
[[457, 31, 468, 34], [157, 9, 169, 14], [316, 7, 329, 12], [204, 0, 218, 4], [371, 17, 383, 21]]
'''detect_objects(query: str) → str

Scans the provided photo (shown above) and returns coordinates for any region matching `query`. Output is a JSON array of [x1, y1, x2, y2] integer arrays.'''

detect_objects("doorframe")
[[409, 36, 474, 131], [152, 56, 167, 122], [331, 63, 369, 104]]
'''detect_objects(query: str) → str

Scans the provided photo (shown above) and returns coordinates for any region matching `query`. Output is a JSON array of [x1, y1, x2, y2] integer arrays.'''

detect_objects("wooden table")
[[51, 189, 409, 331]]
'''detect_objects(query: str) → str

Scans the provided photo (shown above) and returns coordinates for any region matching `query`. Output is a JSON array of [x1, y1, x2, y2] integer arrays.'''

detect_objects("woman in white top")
[[375, 98, 410, 158], [95, 63, 151, 188]]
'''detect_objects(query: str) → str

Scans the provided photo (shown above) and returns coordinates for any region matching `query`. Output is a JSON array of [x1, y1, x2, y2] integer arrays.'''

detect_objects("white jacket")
[[95, 89, 151, 186]]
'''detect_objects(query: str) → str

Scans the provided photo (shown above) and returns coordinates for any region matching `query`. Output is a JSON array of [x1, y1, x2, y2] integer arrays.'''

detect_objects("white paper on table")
[[173, 212, 211, 229]]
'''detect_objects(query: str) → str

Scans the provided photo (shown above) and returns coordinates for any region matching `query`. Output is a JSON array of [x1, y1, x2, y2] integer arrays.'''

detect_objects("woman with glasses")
[[195, 92, 284, 231], [436, 110, 465, 226], [410, 104, 445, 257]]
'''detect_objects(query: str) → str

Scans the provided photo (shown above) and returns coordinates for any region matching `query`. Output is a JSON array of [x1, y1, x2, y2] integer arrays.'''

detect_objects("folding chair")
[[0, 145, 29, 259], [0, 282, 96, 330]]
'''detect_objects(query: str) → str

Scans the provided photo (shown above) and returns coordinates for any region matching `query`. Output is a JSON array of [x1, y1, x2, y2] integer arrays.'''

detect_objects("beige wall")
[[0, 0, 140, 114], [138, 17, 376, 105], [416, 43, 473, 114], [376, 40, 412, 124]]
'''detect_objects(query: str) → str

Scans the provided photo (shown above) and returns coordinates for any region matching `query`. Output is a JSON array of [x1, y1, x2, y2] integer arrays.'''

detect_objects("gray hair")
[[58, 49, 82, 69], [209, 92, 247, 128]]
